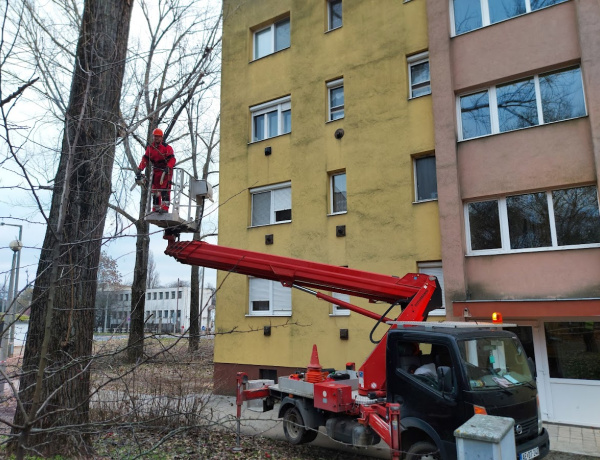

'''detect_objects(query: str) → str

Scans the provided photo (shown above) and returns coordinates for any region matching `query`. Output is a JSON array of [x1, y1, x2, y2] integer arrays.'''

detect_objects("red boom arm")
[[165, 239, 439, 306], [164, 238, 442, 394]]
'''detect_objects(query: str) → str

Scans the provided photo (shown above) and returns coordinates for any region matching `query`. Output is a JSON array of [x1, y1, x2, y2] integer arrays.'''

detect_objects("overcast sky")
[[0, 0, 220, 295]]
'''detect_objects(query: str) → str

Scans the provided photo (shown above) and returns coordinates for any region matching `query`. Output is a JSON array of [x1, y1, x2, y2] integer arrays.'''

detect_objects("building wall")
[[217, 0, 441, 384], [429, 0, 600, 309], [428, 0, 600, 427]]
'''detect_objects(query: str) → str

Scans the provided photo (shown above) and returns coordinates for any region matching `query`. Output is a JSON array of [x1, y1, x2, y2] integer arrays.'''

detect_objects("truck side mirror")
[[437, 366, 453, 394], [527, 357, 537, 379]]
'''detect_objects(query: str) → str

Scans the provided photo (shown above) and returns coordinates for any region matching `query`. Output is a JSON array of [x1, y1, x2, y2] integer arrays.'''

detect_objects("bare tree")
[[0, 0, 226, 456], [188, 104, 219, 352], [107, 0, 221, 362], [146, 250, 161, 289], [95, 252, 123, 330], [8, 0, 134, 456]]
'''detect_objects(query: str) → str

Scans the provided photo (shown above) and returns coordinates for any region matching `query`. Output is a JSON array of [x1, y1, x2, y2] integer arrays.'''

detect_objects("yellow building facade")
[[216, 0, 441, 393]]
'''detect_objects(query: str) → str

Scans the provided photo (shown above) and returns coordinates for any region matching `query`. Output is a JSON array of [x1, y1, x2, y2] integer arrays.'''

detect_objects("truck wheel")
[[405, 441, 440, 460], [282, 406, 318, 444]]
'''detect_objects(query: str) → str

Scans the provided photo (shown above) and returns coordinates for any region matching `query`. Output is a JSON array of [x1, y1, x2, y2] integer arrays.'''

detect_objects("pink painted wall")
[[452, 1, 579, 92], [465, 249, 600, 299], [428, 0, 600, 312], [458, 118, 595, 200]]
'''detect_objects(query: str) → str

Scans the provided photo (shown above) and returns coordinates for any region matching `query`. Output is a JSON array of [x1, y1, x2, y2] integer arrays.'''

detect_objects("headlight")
[[536, 395, 543, 434]]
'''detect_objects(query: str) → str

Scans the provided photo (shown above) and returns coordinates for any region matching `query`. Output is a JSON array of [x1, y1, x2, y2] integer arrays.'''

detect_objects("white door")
[[539, 320, 600, 427]]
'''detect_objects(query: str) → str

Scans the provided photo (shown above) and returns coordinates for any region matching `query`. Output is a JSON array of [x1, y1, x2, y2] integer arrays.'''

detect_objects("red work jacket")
[[139, 142, 175, 171]]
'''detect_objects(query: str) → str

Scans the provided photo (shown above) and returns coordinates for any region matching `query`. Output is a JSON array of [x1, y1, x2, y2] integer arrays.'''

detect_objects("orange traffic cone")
[[305, 344, 325, 383]]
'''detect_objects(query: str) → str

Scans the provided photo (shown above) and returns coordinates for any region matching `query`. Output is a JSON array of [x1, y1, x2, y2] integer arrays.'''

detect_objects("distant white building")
[[108, 286, 215, 333]]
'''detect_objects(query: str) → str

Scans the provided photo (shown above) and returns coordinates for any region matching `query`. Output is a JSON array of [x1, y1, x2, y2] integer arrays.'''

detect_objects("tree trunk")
[[11, 0, 133, 456], [188, 199, 205, 352], [127, 189, 151, 362]]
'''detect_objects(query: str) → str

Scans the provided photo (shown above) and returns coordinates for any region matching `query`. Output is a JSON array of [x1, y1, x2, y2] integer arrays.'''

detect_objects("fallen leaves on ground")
[[93, 428, 376, 460]]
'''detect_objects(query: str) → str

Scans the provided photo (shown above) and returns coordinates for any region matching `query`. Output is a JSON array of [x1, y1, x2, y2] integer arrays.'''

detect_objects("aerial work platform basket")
[[143, 167, 213, 233]]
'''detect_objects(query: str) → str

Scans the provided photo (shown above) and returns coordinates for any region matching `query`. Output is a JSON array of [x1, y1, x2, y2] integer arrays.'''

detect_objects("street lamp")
[[1, 222, 22, 358], [0, 222, 22, 395]]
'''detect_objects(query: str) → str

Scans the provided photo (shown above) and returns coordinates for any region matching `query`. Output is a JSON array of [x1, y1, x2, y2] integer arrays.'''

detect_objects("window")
[[171, 291, 176, 299], [251, 182, 292, 226], [254, 17, 290, 60], [459, 67, 586, 141], [119, 294, 123, 301], [418, 262, 445, 315], [459, 337, 533, 389], [164, 310, 168, 318], [159, 292, 163, 300], [545, 322, 600, 380], [178, 290, 182, 299], [465, 186, 600, 255], [249, 277, 292, 316], [125, 294, 129, 301], [259, 368, 278, 383], [251, 96, 291, 141], [330, 173, 347, 214], [451, 0, 569, 36], [327, 0, 342, 31], [408, 52, 431, 98], [158, 310, 162, 318], [147, 293, 151, 300], [153, 292, 157, 300], [395, 340, 456, 394], [414, 156, 437, 202], [327, 79, 344, 121], [331, 292, 350, 316]]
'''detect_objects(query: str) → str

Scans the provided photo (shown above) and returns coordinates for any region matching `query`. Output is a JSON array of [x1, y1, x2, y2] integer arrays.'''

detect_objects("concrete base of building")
[[213, 362, 298, 395]]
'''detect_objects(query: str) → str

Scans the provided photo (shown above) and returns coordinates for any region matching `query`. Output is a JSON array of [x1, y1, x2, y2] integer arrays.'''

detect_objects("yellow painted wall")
[[217, 0, 441, 372]]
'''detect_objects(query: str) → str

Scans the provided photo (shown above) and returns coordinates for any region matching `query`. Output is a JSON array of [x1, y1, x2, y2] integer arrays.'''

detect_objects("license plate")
[[520, 447, 540, 460]]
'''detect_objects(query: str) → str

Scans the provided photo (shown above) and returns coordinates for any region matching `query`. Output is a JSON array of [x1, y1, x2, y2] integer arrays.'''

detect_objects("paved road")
[[547, 454, 598, 460]]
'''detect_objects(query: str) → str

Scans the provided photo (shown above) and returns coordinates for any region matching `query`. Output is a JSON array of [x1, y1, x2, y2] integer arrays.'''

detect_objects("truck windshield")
[[458, 337, 533, 390]]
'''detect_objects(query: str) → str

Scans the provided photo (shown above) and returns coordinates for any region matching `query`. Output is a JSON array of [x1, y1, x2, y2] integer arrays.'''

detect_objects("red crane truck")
[[161, 232, 550, 460]]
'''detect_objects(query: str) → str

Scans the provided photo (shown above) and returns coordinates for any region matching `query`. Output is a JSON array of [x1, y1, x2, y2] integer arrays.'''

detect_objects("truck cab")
[[386, 324, 550, 460]]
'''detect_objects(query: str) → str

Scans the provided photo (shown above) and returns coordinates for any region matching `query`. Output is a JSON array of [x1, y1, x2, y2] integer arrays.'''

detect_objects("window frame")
[[457, 66, 586, 141], [464, 186, 600, 255], [407, 52, 431, 99], [330, 291, 351, 316], [253, 17, 291, 60], [395, 339, 457, 396], [413, 155, 438, 203], [327, 78, 344, 121], [248, 277, 292, 317], [329, 172, 347, 215], [450, 0, 569, 37], [418, 261, 445, 316], [250, 96, 292, 142], [250, 182, 292, 227], [327, 0, 342, 31]]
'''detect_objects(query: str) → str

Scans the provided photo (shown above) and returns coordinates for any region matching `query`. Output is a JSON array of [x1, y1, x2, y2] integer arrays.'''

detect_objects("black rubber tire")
[[405, 440, 441, 460], [282, 406, 318, 445]]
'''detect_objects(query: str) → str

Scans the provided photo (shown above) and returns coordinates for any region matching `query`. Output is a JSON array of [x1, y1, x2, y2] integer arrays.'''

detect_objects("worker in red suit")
[[137, 128, 176, 213]]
